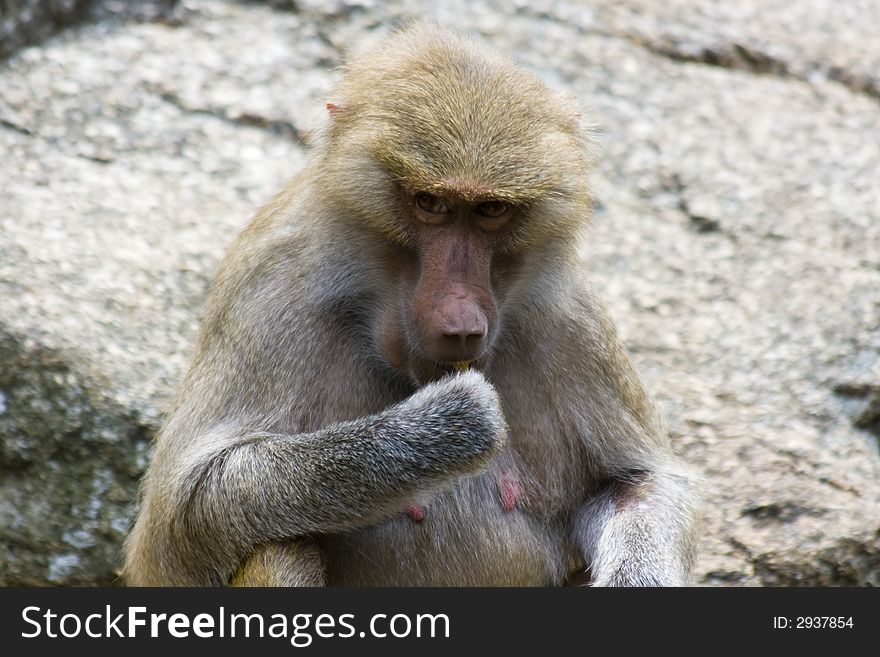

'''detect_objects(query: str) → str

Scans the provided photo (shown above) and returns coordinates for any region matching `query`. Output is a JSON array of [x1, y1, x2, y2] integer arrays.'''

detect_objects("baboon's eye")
[[474, 200, 512, 230], [474, 200, 510, 218], [415, 193, 450, 214]]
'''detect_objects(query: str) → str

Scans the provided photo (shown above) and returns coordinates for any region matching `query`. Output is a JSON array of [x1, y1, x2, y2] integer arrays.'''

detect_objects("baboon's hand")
[[387, 370, 507, 479]]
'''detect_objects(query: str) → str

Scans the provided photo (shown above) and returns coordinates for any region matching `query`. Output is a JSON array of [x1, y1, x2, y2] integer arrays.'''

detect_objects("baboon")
[[124, 24, 700, 587]]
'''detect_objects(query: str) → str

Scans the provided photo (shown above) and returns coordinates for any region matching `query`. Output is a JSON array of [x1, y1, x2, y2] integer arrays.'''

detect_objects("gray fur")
[[125, 370, 505, 585]]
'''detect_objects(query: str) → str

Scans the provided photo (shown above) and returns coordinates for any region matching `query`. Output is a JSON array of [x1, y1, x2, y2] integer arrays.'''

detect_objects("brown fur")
[[231, 540, 325, 587], [123, 24, 700, 587]]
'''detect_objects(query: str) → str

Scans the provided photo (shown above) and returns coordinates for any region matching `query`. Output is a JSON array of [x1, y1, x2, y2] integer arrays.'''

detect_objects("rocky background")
[[1, 0, 878, 586]]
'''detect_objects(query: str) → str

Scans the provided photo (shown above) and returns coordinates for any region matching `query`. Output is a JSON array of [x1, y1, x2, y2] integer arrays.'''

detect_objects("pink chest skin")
[[405, 470, 520, 521]]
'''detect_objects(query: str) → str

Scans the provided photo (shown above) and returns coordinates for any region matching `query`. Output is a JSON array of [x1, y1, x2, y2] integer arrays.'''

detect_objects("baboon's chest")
[[320, 461, 573, 586]]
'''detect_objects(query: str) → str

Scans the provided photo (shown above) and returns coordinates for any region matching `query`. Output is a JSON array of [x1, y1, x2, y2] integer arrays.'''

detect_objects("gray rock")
[[0, 1, 179, 60], [1, 0, 92, 59], [1, 0, 878, 585], [528, 0, 880, 99]]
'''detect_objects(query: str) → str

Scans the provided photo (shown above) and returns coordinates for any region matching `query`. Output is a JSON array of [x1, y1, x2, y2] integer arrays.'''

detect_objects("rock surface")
[[1, 0, 878, 585], [0, 1, 179, 60]]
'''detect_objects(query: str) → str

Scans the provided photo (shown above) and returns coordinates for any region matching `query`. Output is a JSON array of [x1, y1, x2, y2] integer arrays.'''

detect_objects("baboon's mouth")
[[436, 360, 474, 375]]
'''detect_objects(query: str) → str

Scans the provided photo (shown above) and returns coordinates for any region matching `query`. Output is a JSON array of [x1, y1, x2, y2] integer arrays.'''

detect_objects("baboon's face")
[[379, 188, 519, 384]]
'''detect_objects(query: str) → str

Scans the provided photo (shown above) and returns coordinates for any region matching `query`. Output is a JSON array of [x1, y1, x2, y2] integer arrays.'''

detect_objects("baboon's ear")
[[326, 102, 343, 117]]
